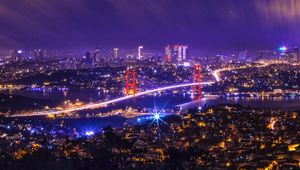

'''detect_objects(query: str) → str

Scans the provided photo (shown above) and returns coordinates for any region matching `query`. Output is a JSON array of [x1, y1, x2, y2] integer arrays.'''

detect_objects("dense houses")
[[0, 104, 299, 169]]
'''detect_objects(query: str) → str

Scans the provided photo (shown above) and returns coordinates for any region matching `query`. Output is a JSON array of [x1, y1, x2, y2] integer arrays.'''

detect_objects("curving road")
[[212, 62, 269, 82]]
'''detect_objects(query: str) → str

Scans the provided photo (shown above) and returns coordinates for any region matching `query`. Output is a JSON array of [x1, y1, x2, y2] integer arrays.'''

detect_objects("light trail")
[[10, 62, 271, 117], [212, 63, 269, 82], [11, 82, 214, 117]]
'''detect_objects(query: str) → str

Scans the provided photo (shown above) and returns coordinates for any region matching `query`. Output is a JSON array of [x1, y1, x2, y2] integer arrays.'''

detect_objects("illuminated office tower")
[[177, 45, 183, 62], [181, 45, 188, 61], [93, 48, 100, 65], [112, 48, 119, 59], [138, 46, 143, 60], [238, 50, 248, 62], [9, 49, 24, 62], [173, 45, 188, 62], [173, 45, 179, 62], [9, 49, 18, 62], [164, 45, 172, 62], [85, 51, 93, 67]]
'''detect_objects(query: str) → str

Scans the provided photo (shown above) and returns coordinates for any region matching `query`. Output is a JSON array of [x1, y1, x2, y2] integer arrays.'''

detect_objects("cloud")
[[0, 0, 299, 52], [254, 0, 300, 24]]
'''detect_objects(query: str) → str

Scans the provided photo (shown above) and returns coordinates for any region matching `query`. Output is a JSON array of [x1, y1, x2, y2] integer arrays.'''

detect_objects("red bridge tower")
[[192, 64, 201, 97], [125, 68, 137, 96]]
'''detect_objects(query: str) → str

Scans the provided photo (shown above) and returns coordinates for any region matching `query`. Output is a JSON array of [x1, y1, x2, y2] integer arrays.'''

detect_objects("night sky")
[[0, 0, 300, 54]]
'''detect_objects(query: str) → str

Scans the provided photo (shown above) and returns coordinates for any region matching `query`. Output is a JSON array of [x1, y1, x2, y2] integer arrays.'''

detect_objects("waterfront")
[[2, 89, 299, 119]]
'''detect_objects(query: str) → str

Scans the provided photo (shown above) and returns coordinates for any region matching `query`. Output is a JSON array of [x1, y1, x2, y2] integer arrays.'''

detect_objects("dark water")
[[57, 96, 300, 131], [5, 89, 300, 111], [178, 97, 300, 112], [3, 90, 299, 130]]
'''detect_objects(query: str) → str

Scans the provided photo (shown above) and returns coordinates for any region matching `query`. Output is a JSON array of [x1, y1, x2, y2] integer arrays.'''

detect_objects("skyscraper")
[[93, 49, 100, 65], [112, 48, 119, 59], [9, 49, 18, 62], [173, 45, 188, 62], [181, 45, 188, 61], [238, 50, 248, 62], [85, 51, 93, 67], [164, 45, 172, 62], [138, 46, 143, 60], [173, 45, 179, 62]]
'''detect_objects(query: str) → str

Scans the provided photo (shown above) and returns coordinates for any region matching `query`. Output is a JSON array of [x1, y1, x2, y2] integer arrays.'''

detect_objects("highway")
[[212, 62, 269, 82]]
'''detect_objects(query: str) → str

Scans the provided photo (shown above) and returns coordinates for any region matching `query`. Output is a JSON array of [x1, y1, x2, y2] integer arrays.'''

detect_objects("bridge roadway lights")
[[9, 82, 214, 117], [12, 64, 273, 117], [125, 68, 137, 96], [192, 64, 201, 97]]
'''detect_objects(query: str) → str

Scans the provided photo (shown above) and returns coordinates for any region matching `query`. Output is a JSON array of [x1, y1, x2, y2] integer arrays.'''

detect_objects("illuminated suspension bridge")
[[10, 63, 270, 117], [11, 82, 213, 117]]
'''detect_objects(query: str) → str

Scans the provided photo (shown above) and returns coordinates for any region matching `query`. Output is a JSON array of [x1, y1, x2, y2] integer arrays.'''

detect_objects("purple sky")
[[0, 0, 300, 55]]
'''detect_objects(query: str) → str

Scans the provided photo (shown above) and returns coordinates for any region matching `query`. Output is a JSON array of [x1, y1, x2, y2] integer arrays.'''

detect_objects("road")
[[212, 62, 269, 82]]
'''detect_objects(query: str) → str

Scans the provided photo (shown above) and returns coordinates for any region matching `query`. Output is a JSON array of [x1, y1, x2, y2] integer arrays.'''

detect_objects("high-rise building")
[[172, 45, 188, 62], [173, 45, 179, 62], [181, 45, 188, 61], [238, 50, 248, 62], [112, 48, 119, 59], [93, 49, 100, 65], [164, 45, 172, 62], [9, 49, 23, 62], [138, 46, 143, 60], [85, 51, 93, 67], [9, 49, 18, 62], [177, 45, 183, 62]]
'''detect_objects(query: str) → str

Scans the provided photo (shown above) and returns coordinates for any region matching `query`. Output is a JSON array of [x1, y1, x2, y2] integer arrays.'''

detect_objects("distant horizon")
[[0, 44, 298, 58], [1, 0, 300, 56]]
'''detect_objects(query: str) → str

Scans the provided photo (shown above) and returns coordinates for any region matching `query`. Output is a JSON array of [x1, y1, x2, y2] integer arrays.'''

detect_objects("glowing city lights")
[[85, 131, 94, 136], [154, 113, 160, 120], [11, 81, 213, 117], [279, 46, 287, 52]]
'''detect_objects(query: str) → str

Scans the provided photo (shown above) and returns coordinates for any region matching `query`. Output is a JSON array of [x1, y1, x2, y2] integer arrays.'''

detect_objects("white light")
[[154, 113, 160, 120], [138, 45, 143, 60], [183, 62, 190, 67], [85, 131, 94, 136], [17, 50, 22, 54], [279, 46, 287, 51]]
